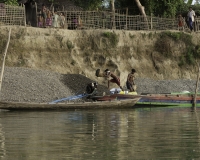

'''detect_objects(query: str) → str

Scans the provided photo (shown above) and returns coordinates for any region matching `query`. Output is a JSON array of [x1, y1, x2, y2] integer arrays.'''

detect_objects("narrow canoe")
[[91, 93, 200, 107], [136, 94, 200, 107], [0, 98, 140, 110]]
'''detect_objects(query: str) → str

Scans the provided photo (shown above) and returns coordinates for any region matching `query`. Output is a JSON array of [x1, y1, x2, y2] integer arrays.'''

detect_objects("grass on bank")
[[155, 31, 200, 67]]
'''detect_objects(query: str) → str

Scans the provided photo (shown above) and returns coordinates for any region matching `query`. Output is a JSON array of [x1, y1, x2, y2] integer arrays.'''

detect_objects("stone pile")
[[0, 67, 110, 103], [135, 78, 196, 94], [0, 67, 197, 103]]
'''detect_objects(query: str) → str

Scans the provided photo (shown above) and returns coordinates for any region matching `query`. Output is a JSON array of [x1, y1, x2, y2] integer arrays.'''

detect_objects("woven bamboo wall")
[[0, 4, 26, 26]]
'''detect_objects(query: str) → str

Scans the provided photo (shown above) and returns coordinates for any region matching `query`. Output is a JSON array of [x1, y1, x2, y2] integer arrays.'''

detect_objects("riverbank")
[[1, 26, 200, 85], [0, 67, 197, 103]]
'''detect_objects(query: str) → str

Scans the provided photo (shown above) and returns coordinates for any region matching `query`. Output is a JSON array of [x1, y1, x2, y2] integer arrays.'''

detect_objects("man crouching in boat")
[[126, 69, 136, 92], [104, 69, 124, 91]]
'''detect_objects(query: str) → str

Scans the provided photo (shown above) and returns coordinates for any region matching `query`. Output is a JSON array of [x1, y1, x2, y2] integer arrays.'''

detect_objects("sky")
[[185, 0, 195, 4]]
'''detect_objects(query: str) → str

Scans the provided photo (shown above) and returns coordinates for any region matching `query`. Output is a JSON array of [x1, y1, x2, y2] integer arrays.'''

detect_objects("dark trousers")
[[189, 18, 193, 31]]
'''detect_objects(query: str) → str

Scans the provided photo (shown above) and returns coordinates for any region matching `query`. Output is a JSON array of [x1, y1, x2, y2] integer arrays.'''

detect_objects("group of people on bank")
[[38, 4, 65, 28], [178, 7, 196, 31], [38, 4, 82, 29]]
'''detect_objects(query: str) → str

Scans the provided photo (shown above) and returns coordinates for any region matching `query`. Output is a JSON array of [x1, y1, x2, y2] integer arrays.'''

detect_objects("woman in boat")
[[104, 69, 123, 91]]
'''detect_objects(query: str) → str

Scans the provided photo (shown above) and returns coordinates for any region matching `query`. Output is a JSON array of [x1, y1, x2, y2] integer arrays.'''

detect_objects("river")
[[0, 106, 200, 159]]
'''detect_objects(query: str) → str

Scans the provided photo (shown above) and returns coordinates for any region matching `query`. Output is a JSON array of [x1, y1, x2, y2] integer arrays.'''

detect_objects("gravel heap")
[[0, 67, 198, 103], [0, 67, 110, 103], [135, 78, 196, 94]]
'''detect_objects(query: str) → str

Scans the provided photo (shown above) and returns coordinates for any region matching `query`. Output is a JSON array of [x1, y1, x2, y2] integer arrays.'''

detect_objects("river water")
[[0, 106, 200, 159]]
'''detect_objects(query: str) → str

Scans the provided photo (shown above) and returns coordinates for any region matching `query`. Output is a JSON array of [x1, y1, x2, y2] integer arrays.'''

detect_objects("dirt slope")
[[0, 26, 200, 88]]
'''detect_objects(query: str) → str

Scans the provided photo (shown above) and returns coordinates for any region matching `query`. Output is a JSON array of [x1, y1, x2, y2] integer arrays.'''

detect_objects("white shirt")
[[188, 10, 195, 22]]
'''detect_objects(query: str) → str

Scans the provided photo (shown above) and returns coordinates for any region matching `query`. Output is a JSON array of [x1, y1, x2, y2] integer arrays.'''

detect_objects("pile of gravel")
[[135, 78, 196, 94], [0, 67, 110, 103], [0, 67, 198, 103]]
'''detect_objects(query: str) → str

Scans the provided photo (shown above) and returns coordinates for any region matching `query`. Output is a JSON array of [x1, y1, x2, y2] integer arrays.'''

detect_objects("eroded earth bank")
[[0, 26, 200, 102]]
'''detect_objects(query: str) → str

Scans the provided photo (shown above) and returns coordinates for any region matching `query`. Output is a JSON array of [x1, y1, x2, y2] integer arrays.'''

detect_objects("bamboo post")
[[126, 7, 128, 30], [23, 4, 26, 26], [0, 28, 11, 93], [151, 13, 152, 30], [193, 61, 200, 108], [35, 2, 38, 27]]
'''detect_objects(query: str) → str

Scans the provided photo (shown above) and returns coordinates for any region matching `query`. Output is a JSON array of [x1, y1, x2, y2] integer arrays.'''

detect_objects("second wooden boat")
[[91, 92, 200, 107]]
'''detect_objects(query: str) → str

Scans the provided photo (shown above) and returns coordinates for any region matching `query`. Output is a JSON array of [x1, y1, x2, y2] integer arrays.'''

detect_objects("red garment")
[[178, 20, 183, 27], [110, 78, 120, 86]]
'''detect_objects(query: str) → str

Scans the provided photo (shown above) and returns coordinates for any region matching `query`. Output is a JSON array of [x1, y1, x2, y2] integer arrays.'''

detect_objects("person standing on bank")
[[178, 14, 184, 31], [52, 10, 59, 28], [104, 69, 123, 91], [187, 7, 195, 31], [126, 69, 136, 92], [41, 4, 47, 28]]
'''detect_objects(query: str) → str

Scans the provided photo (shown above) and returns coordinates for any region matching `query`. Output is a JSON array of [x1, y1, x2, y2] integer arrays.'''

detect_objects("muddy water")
[[0, 107, 200, 159]]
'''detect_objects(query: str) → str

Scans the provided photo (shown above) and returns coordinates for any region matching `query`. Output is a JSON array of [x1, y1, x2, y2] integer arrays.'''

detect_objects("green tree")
[[187, 0, 193, 5], [115, 0, 186, 18], [3, 0, 18, 5], [70, 0, 104, 10]]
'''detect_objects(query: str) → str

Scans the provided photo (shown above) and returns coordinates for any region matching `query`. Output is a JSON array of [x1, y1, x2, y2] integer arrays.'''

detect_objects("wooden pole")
[[126, 8, 128, 30], [193, 61, 200, 108], [0, 28, 11, 93], [23, 4, 26, 26], [151, 13, 152, 30], [35, 2, 38, 27], [110, 0, 115, 29]]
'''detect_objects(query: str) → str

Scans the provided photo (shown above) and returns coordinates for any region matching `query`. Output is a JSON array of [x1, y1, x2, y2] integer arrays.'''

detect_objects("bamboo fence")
[[1, 4, 200, 31], [0, 3, 26, 26], [59, 10, 192, 31]]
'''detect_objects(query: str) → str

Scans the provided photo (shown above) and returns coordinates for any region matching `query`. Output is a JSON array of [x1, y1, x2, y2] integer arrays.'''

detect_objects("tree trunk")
[[135, 0, 146, 16], [134, 0, 149, 30], [110, 0, 115, 29]]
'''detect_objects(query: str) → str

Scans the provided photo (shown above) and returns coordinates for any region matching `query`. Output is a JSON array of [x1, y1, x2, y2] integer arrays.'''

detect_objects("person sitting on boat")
[[104, 69, 123, 91], [126, 69, 136, 92], [86, 82, 98, 95]]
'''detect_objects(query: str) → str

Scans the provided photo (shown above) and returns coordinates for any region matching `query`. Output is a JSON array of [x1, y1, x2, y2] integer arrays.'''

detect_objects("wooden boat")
[[0, 98, 140, 110], [91, 91, 200, 107], [136, 92, 200, 107]]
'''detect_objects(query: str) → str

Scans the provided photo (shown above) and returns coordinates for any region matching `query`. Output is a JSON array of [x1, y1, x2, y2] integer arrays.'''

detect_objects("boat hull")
[[91, 93, 200, 107], [0, 98, 140, 110], [136, 94, 200, 107]]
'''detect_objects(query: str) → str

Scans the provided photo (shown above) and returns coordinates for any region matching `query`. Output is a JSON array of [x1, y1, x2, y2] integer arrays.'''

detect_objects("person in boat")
[[126, 69, 136, 92], [104, 69, 123, 91], [86, 82, 98, 94]]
